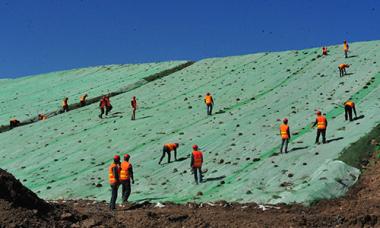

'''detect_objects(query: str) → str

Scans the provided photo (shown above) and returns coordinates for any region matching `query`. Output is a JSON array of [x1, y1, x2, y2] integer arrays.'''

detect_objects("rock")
[[95, 183, 102, 188], [60, 212, 73, 220], [197, 191, 203, 196], [288, 173, 294, 178]]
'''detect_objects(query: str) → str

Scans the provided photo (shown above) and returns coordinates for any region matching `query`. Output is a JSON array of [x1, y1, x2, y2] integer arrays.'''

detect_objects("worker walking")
[[338, 64, 350, 77], [62, 97, 69, 112], [120, 154, 134, 204], [204, 92, 214, 115], [99, 96, 106, 118], [80, 94, 88, 107], [131, 96, 137, 120], [109, 155, 121, 210], [105, 95, 112, 115], [279, 118, 291, 153], [312, 111, 328, 144], [322, 47, 328, 56], [159, 143, 179, 164], [343, 40, 349, 58], [191, 145, 203, 184], [344, 100, 357, 121]]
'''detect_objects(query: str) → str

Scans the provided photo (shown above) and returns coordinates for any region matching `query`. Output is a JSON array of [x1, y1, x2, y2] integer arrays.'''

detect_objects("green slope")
[[0, 40, 379, 205]]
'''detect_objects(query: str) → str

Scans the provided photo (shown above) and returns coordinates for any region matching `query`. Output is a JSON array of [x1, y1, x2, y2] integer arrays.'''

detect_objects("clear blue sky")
[[0, 0, 379, 78]]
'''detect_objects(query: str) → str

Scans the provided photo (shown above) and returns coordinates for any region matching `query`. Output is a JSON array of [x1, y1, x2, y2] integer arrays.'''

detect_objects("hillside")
[[0, 40, 379, 205]]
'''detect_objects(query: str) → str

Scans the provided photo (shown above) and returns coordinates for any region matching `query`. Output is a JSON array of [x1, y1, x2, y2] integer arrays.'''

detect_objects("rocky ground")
[[1, 149, 380, 227]]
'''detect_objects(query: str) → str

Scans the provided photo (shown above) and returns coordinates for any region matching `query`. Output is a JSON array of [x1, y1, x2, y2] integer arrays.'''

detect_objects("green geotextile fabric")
[[0, 40, 379, 205]]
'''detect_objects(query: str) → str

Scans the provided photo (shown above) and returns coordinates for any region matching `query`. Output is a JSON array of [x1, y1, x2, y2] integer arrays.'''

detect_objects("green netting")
[[0, 40, 379, 205]]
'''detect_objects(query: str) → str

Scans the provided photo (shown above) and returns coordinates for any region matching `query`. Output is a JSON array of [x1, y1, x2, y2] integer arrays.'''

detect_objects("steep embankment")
[[0, 40, 379, 205]]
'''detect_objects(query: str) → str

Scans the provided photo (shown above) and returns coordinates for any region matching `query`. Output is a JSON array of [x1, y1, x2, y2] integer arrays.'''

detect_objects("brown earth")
[[1, 151, 380, 227]]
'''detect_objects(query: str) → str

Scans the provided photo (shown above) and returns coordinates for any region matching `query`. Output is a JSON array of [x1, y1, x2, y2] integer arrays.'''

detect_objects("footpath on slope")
[[0, 61, 193, 134], [1, 127, 379, 227]]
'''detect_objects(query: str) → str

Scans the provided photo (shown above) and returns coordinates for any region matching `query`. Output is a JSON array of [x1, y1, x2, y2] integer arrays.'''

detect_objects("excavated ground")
[[2, 147, 380, 227]]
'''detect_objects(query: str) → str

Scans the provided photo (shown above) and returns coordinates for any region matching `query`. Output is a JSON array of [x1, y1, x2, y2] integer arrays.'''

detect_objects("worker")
[[312, 111, 328, 144], [204, 92, 214, 115], [338, 64, 350, 77], [109, 155, 121, 210], [322, 47, 328, 56], [159, 143, 179, 164], [279, 118, 291, 153], [131, 96, 137, 120], [62, 97, 69, 112], [120, 154, 134, 203], [343, 40, 349, 58], [38, 114, 48, 120], [191, 145, 203, 184], [99, 96, 106, 118], [9, 118, 20, 129], [80, 94, 88, 107], [104, 95, 112, 116], [344, 100, 357, 121]]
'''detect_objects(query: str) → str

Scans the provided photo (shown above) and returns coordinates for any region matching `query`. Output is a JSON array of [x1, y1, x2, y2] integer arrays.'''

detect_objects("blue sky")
[[0, 0, 379, 78]]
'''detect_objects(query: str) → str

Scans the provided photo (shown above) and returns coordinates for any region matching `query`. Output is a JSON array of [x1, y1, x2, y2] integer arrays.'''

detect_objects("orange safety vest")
[[108, 163, 120, 184], [205, 95, 213, 105], [165, 143, 177, 151], [279, 124, 289, 139], [344, 101, 354, 108], [192, 150, 203, 168], [317, 116, 327, 129], [339, 64, 347, 69], [343, 43, 349, 51], [62, 100, 68, 107], [80, 96, 86, 102], [120, 161, 131, 181]]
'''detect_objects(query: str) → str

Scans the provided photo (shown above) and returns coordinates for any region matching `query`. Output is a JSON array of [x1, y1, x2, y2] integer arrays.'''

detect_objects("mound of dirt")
[[0, 168, 49, 211]]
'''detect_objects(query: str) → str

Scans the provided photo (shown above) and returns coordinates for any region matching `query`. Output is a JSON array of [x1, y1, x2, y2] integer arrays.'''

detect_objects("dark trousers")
[[280, 138, 289, 153], [345, 106, 353, 121], [80, 101, 86, 107], [131, 109, 136, 120], [345, 50, 348, 58], [99, 107, 105, 118], [339, 68, 346, 77], [193, 167, 203, 184], [106, 105, 113, 115], [159, 147, 176, 164], [316, 129, 326, 144], [62, 105, 69, 112], [109, 183, 119, 210], [207, 104, 213, 115], [121, 180, 131, 203]]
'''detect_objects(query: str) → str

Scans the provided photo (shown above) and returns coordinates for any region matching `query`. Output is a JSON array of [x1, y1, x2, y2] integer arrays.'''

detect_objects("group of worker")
[[322, 41, 351, 77]]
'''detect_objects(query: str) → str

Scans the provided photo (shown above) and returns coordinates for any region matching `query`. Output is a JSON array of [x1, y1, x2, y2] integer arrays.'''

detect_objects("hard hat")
[[316, 111, 322, 115], [192, 145, 198, 150], [124, 154, 130, 159], [283, 118, 288, 123], [113, 155, 120, 161]]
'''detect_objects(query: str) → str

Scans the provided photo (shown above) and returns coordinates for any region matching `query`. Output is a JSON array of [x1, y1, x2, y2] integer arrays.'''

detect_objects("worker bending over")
[[344, 100, 357, 121], [343, 40, 349, 58], [9, 118, 20, 129], [191, 145, 203, 184], [338, 64, 350, 77], [120, 154, 134, 204], [279, 118, 291, 153], [131, 96, 137, 120], [80, 94, 88, 107], [108, 155, 121, 210], [99, 96, 106, 118], [38, 114, 48, 120], [312, 111, 328, 144], [62, 97, 69, 112], [322, 47, 328, 56], [204, 92, 214, 115], [105, 95, 112, 115], [159, 143, 179, 164]]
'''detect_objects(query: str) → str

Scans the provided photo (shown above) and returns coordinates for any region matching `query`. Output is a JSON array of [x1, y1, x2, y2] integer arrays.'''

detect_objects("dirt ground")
[[1, 151, 380, 227]]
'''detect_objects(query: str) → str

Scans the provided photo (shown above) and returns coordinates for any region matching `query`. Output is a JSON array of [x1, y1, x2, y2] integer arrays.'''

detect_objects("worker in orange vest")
[[131, 96, 137, 120], [322, 47, 328, 56], [80, 94, 88, 107], [62, 97, 69, 112], [104, 95, 112, 115], [99, 96, 107, 118], [120, 154, 134, 203], [109, 155, 121, 210], [204, 92, 214, 115], [338, 64, 350, 77], [343, 40, 349, 58], [191, 145, 203, 184], [312, 111, 328, 144], [344, 100, 357, 121], [9, 118, 20, 129], [159, 143, 179, 164], [38, 114, 48, 120], [279, 118, 291, 153]]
